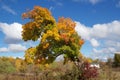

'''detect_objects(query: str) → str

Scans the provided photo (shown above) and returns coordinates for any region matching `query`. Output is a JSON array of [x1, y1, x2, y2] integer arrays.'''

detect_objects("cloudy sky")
[[0, 0, 120, 60]]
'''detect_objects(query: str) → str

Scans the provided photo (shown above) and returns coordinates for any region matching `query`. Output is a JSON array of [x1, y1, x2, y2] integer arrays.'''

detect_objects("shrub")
[[79, 62, 99, 80]]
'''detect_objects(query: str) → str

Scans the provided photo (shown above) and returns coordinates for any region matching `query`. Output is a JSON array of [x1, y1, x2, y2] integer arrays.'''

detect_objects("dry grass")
[[0, 65, 120, 80], [91, 66, 120, 80]]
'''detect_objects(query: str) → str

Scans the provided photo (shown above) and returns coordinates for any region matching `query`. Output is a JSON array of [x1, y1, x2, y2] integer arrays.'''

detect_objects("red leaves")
[[80, 62, 99, 79]]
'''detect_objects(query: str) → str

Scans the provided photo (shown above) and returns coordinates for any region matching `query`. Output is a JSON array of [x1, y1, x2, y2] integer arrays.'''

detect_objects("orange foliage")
[[43, 43, 49, 49], [79, 39, 84, 46], [57, 17, 76, 43]]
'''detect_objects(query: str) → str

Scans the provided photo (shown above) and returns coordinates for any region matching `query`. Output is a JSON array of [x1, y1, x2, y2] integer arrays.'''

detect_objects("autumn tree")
[[22, 6, 84, 64]]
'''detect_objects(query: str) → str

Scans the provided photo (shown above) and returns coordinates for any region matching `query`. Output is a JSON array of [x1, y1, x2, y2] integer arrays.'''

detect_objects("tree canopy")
[[22, 6, 84, 64]]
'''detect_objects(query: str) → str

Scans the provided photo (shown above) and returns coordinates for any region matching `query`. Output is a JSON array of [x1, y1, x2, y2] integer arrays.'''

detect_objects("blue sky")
[[0, 0, 120, 61]]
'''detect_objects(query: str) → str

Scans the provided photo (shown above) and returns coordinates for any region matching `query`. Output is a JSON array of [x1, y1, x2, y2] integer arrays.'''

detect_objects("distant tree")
[[106, 58, 113, 67], [22, 6, 84, 64], [114, 53, 120, 67]]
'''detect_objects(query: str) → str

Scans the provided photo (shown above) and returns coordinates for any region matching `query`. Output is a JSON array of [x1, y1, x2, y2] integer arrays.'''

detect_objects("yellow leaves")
[[53, 33, 60, 41], [24, 47, 36, 64], [41, 34, 47, 42], [84, 58, 92, 63], [78, 53, 84, 59], [41, 28, 60, 42], [47, 30, 53, 36], [54, 35, 60, 41], [52, 27, 58, 33], [45, 63, 49, 68], [52, 28, 60, 41], [69, 30, 75, 34], [15, 59, 23, 71], [43, 43, 49, 49]]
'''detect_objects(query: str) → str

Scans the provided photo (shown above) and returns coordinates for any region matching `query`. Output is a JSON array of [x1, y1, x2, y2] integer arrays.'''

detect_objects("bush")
[[79, 62, 99, 80]]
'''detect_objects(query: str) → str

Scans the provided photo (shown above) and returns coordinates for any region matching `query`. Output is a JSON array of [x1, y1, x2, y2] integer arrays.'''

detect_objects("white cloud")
[[0, 44, 26, 53], [88, 47, 115, 61], [75, 20, 120, 59], [2, 5, 17, 15], [90, 38, 99, 47], [104, 40, 120, 48], [0, 47, 9, 53], [8, 44, 26, 52], [75, 20, 120, 41], [93, 47, 116, 54], [0, 22, 22, 44], [93, 48, 102, 54], [91, 23, 108, 38], [92, 21, 120, 40], [75, 22, 91, 40], [72, 0, 102, 5]]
